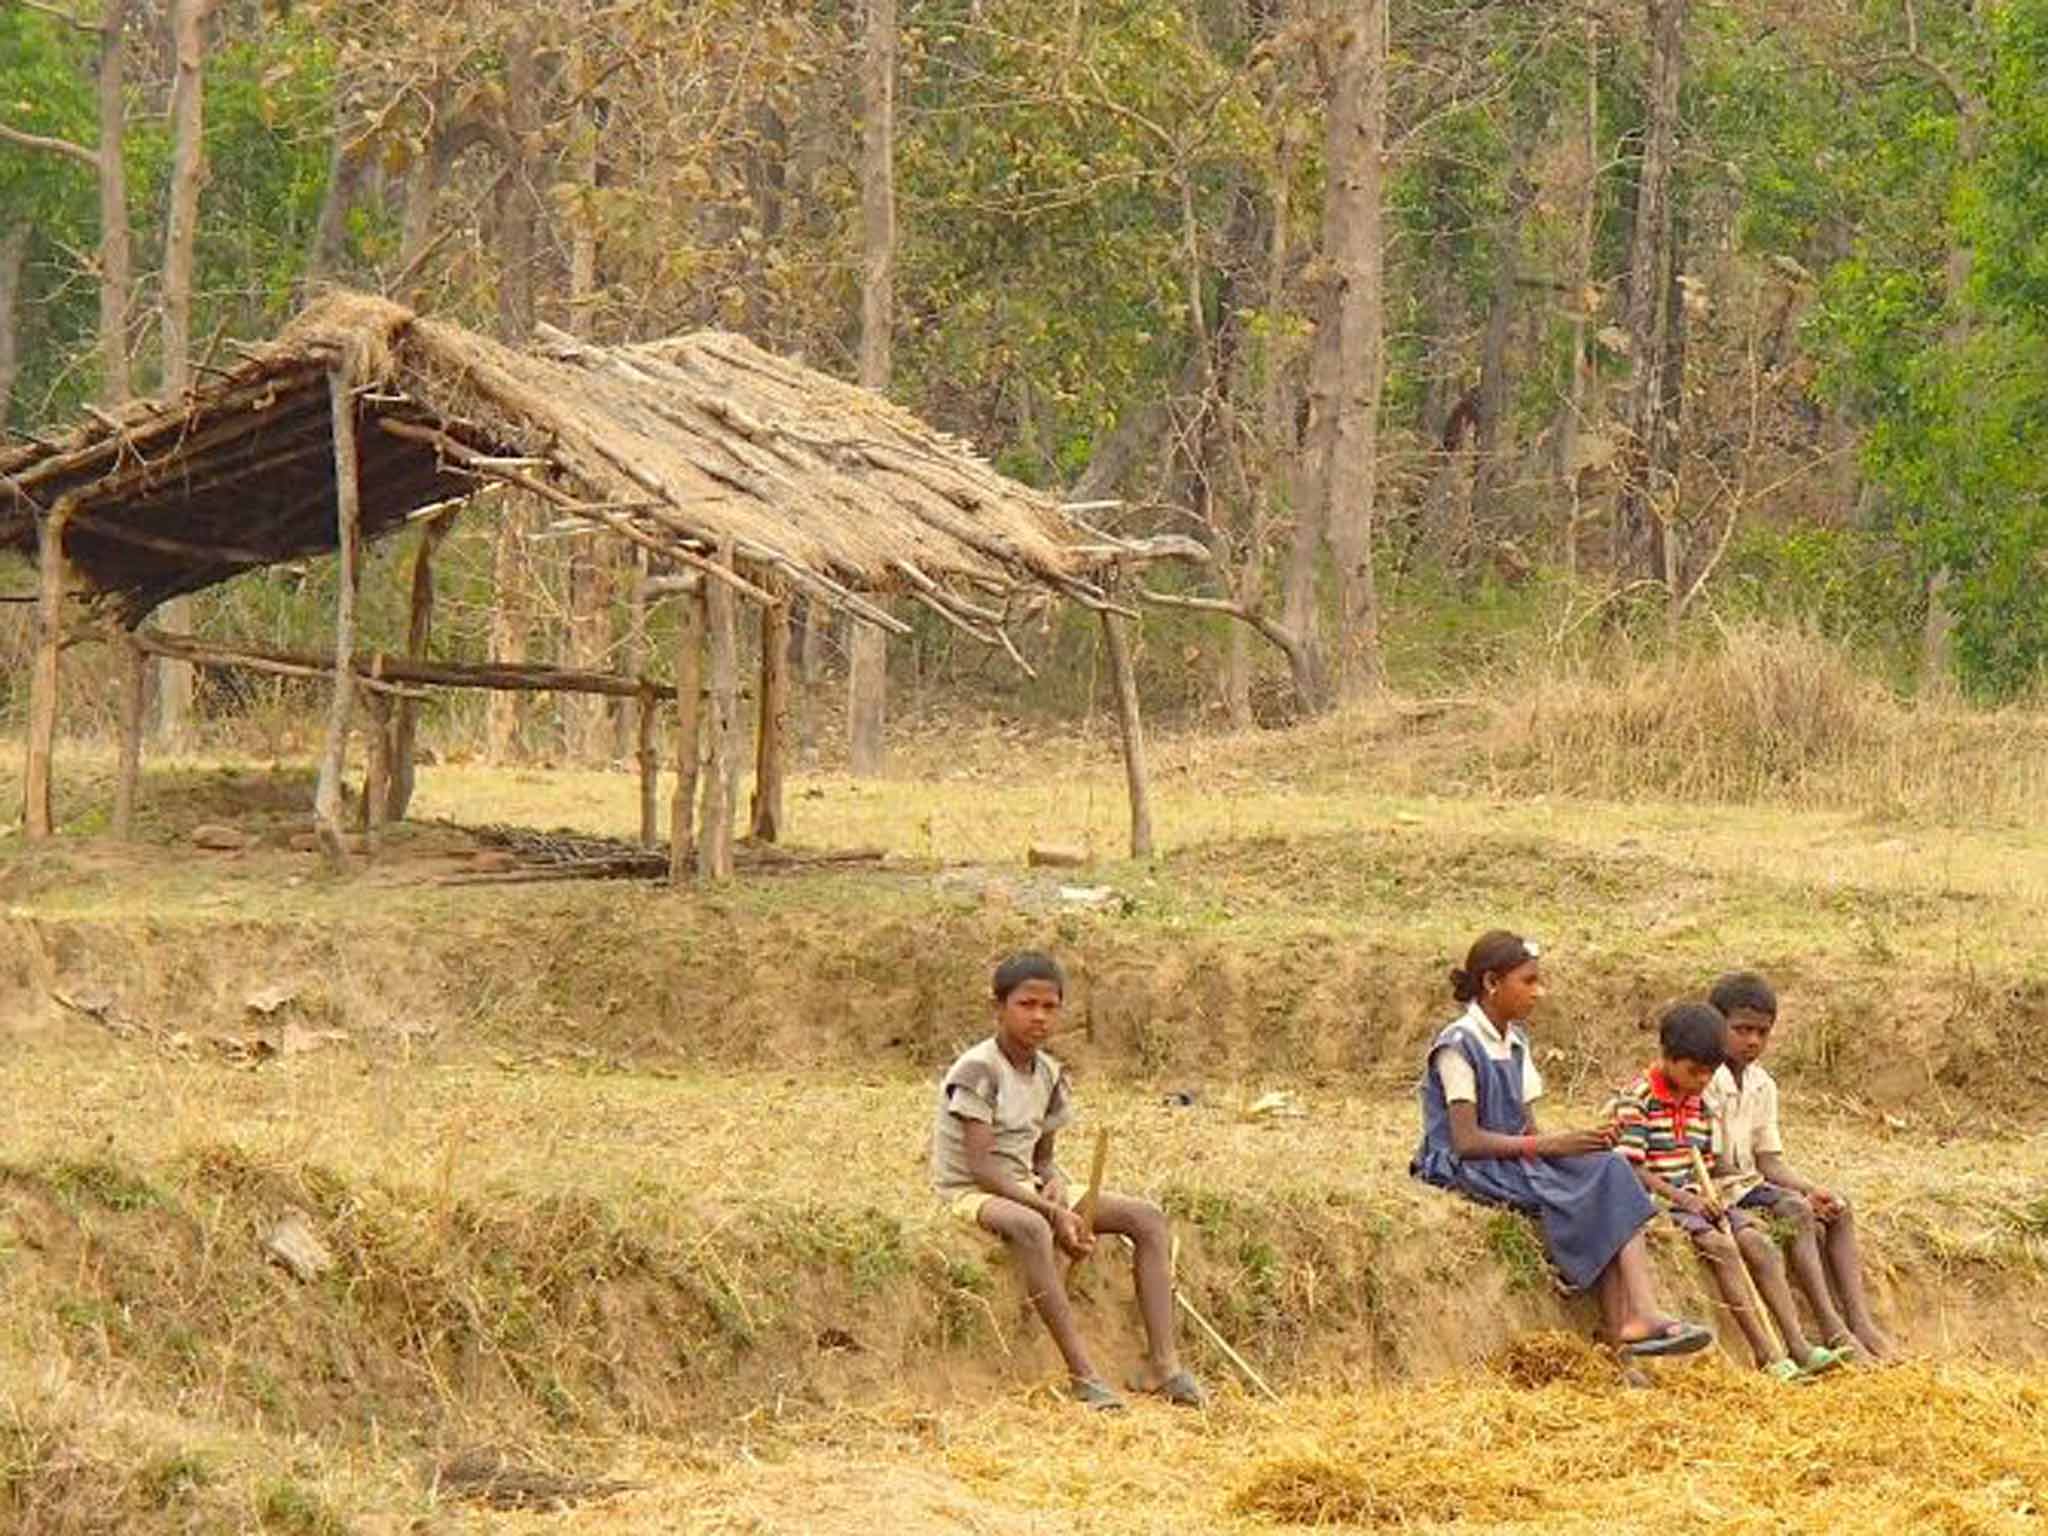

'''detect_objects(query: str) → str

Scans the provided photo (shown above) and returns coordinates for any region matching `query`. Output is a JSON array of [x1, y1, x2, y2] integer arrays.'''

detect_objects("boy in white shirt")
[[1705, 971, 1895, 1361]]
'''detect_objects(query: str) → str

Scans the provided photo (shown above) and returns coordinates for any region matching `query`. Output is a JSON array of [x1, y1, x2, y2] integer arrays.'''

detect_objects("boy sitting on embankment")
[[1705, 970, 1895, 1362], [929, 950, 1205, 1411]]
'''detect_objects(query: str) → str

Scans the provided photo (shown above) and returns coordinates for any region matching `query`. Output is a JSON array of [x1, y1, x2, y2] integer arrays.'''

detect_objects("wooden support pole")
[[22, 500, 72, 841], [111, 628, 146, 840], [698, 541, 739, 882], [750, 586, 790, 844], [313, 366, 361, 867], [1100, 607, 1154, 858], [668, 584, 704, 885], [389, 507, 456, 821], [362, 689, 391, 849], [636, 683, 659, 849]]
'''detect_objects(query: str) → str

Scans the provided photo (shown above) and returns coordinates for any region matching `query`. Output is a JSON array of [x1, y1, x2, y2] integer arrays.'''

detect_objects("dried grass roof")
[[0, 291, 1108, 628]]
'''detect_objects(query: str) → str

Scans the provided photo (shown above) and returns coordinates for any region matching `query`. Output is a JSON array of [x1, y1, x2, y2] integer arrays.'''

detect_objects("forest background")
[[5, 0, 2047, 765]]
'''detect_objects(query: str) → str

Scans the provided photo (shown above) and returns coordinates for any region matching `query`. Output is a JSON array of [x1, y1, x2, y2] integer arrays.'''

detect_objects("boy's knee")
[[1691, 1228, 1737, 1263], [995, 1209, 1055, 1254], [1735, 1227, 1781, 1267], [1775, 1193, 1816, 1229]]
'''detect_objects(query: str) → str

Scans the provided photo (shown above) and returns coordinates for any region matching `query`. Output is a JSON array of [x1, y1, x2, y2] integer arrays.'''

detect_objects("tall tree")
[[848, 0, 895, 777], [154, 0, 217, 746], [1309, 0, 1388, 700], [1613, 0, 1687, 582]]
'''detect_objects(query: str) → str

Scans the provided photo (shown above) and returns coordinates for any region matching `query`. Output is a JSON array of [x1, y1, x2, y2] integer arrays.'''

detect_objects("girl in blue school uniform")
[[1412, 929, 1711, 1359]]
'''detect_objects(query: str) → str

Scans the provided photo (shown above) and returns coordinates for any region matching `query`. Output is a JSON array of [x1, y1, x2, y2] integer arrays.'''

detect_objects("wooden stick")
[[749, 584, 789, 843], [669, 587, 705, 885], [636, 684, 660, 850], [111, 628, 145, 840], [1099, 609, 1153, 858], [698, 539, 738, 882], [1690, 1145, 1785, 1360], [1175, 1291, 1280, 1403], [22, 499, 72, 841], [313, 365, 361, 868], [389, 505, 457, 821]]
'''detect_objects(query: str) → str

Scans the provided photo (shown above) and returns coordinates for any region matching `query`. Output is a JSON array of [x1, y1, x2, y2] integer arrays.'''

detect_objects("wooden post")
[[110, 627, 146, 840], [1100, 607, 1154, 859], [750, 586, 790, 844], [668, 582, 704, 885], [636, 683, 659, 849], [22, 500, 72, 841], [389, 508, 454, 821], [313, 365, 361, 866], [362, 684, 391, 849], [698, 541, 739, 881]]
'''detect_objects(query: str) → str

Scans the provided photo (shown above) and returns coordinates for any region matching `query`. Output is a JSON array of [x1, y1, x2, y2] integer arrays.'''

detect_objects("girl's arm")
[[1447, 1102, 1613, 1160]]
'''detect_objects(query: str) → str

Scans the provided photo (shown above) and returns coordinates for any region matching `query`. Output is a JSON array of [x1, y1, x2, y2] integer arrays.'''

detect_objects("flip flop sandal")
[[1619, 1320, 1713, 1359], [1761, 1358, 1806, 1384], [1798, 1345, 1851, 1377], [1127, 1369, 1209, 1408], [1069, 1377, 1127, 1412]]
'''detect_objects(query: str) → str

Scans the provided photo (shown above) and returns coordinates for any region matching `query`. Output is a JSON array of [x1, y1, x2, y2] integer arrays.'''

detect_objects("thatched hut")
[[1, 291, 1196, 873]]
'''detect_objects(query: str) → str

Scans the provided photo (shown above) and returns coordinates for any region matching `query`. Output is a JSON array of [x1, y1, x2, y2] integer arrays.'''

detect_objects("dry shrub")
[[1484, 622, 2048, 818]]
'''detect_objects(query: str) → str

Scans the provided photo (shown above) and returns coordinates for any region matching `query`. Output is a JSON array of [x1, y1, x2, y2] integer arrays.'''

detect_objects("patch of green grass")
[[44, 1157, 162, 1213], [138, 1449, 213, 1508], [1483, 1210, 1551, 1294], [258, 1477, 347, 1535]]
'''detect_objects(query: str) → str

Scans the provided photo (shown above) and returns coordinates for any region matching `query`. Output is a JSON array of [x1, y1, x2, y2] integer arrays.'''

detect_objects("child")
[[1705, 971, 1895, 1361], [930, 951, 1206, 1412], [1413, 929, 1711, 1359], [1612, 1002, 1849, 1381]]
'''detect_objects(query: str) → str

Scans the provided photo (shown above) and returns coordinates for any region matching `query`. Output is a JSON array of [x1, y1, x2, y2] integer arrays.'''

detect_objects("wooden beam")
[[669, 587, 704, 885], [698, 539, 739, 882], [1100, 609, 1154, 859], [22, 500, 72, 841], [313, 366, 361, 867], [750, 585, 790, 843], [111, 629, 146, 840], [389, 507, 456, 821], [128, 628, 696, 699]]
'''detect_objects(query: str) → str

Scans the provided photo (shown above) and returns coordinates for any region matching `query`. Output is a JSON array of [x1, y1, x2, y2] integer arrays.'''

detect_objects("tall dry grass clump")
[[1482, 622, 2048, 819]]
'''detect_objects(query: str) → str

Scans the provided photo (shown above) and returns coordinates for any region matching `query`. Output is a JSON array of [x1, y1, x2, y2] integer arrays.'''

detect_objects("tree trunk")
[[1556, 17, 1601, 572], [848, 0, 895, 777], [0, 225, 24, 425], [1318, 0, 1388, 700], [111, 630, 145, 839], [98, 0, 132, 408], [154, 0, 215, 751], [1614, 0, 1686, 581], [1469, 171, 1532, 537], [564, 30, 612, 762]]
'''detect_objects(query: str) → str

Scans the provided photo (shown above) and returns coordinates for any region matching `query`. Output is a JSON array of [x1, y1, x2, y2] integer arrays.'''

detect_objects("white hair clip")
[[1522, 939, 1543, 958]]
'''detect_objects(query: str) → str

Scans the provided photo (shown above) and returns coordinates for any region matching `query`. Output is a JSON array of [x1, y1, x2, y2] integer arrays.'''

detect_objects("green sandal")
[[1761, 1358, 1805, 1384], [1127, 1369, 1209, 1409], [1798, 1344, 1851, 1378], [1069, 1377, 1127, 1412]]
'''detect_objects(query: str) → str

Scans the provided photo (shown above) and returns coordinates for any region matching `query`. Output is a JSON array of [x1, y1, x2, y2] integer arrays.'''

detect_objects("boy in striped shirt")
[[1611, 1003, 1846, 1381]]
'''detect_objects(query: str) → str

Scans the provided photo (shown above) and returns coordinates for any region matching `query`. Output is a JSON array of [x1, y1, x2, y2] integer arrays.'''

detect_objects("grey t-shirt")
[[929, 1037, 1072, 1200]]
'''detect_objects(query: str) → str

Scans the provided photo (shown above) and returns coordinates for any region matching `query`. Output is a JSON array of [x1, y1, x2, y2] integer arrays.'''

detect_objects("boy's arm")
[[1613, 1094, 1714, 1215], [1755, 1150, 1840, 1213], [958, 1118, 1065, 1219], [1032, 1129, 1069, 1208]]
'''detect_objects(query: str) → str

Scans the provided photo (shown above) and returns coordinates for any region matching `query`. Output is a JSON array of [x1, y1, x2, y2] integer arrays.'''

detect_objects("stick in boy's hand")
[[1063, 1128, 1110, 1285]]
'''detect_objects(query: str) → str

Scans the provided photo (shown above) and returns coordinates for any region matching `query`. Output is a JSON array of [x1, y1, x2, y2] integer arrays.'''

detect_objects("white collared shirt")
[[1433, 1002, 1545, 1106], [1704, 1061, 1783, 1199]]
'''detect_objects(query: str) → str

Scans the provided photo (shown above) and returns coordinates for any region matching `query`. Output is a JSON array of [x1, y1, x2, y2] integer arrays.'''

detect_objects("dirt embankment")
[[2, 858, 2037, 1128]]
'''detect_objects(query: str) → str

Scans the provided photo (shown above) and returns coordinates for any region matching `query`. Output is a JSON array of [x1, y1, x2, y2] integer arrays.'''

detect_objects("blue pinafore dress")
[[1410, 1014, 1653, 1291]]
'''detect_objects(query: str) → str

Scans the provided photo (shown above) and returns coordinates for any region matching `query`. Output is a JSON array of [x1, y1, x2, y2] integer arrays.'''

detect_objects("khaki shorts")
[[945, 1177, 1076, 1229]]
